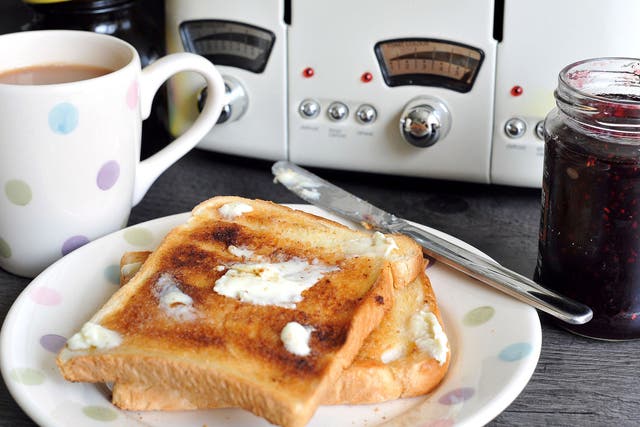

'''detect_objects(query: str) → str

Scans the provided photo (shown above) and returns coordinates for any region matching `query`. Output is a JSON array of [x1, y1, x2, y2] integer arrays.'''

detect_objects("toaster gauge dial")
[[180, 20, 275, 73], [375, 38, 484, 93]]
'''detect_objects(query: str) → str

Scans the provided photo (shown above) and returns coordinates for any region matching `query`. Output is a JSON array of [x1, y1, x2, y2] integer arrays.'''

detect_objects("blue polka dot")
[[499, 342, 533, 362], [48, 102, 78, 134], [104, 264, 121, 285]]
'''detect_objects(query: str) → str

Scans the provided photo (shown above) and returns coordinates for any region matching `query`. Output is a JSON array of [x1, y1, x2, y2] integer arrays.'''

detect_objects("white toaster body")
[[166, 0, 640, 187]]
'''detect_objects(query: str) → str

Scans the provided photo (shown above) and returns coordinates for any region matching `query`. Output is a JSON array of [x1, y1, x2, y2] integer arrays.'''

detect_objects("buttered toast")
[[326, 267, 449, 404], [113, 251, 449, 409], [56, 197, 423, 427]]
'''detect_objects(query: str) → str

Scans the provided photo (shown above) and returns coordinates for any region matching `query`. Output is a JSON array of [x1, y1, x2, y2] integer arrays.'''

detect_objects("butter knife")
[[272, 160, 592, 325]]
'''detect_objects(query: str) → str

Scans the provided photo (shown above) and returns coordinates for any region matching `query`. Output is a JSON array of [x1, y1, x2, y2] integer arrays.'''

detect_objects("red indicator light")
[[510, 85, 524, 96], [303, 67, 315, 78], [361, 72, 373, 83]]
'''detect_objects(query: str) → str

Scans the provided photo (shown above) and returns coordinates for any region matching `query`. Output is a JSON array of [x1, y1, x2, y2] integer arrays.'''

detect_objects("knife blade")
[[272, 160, 593, 325]]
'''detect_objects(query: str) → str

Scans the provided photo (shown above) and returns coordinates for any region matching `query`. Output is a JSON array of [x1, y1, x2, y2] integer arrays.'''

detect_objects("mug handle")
[[132, 52, 225, 206]]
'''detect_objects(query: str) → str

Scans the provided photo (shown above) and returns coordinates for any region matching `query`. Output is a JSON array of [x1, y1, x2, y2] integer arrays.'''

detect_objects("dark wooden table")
[[1, 2, 639, 426]]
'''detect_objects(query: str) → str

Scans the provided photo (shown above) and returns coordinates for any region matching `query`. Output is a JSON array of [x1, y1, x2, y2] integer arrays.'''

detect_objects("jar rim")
[[559, 57, 640, 105]]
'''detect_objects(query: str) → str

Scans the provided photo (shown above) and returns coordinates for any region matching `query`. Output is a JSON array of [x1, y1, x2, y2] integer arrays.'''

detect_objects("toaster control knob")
[[535, 120, 545, 140], [217, 102, 232, 124], [197, 75, 247, 124], [327, 102, 349, 121], [356, 104, 377, 124], [504, 118, 527, 138], [399, 97, 451, 147], [299, 99, 320, 118]]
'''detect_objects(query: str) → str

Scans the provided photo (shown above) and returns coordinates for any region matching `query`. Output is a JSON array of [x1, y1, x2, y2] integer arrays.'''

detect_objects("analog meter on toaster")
[[180, 20, 275, 74], [165, 1, 288, 161], [373, 38, 485, 148], [374, 39, 484, 92], [179, 20, 277, 125]]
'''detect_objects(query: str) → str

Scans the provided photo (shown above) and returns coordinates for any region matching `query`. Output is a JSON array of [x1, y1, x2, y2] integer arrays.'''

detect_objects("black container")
[[536, 58, 640, 340], [23, 0, 163, 66]]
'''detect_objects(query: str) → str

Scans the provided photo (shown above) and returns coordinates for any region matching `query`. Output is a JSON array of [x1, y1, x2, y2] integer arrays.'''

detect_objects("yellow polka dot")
[[82, 406, 118, 421], [0, 238, 11, 258], [10, 368, 45, 385], [5, 180, 32, 206], [463, 306, 495, 326], [123, 227, 153, 247]]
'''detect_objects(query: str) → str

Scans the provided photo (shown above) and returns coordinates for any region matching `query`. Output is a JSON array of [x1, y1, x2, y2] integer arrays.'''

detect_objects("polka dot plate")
[[0, 205, 541, 427]]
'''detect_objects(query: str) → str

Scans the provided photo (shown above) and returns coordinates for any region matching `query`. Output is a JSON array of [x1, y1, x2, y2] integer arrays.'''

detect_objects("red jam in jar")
[[535, 58, 640, 340]]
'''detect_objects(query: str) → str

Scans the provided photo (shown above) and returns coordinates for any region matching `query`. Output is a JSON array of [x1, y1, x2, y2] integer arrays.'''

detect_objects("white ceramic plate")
[[1, 205, 541, 427]]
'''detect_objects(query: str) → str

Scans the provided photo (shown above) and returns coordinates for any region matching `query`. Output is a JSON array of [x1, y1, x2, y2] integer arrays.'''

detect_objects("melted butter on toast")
[[154, 273, 198, 322], [213, 258, 339, 308], [66, 322, 122, 351], [217, 202, 253, 220], [344, 231, 399, 258]]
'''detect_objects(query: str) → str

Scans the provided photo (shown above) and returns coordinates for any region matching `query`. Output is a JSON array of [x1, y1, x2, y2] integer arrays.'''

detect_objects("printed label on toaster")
[[328, 128, 347, 138]]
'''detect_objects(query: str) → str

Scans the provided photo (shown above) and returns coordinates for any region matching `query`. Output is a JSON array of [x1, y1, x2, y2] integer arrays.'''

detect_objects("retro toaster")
[[165, 0, 640, 187]]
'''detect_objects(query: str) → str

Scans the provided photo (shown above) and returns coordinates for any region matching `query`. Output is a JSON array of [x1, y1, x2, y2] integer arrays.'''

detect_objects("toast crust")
[[57, 197, 422, 427], [324, 270, 450, 404]]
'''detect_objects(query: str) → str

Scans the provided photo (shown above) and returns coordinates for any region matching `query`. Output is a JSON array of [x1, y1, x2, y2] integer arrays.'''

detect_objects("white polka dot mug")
[[0, 30, 226, 277]]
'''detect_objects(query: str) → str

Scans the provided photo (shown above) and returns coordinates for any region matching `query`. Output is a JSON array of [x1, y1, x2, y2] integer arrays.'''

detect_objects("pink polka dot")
[[30, 287, 62, 306], [421, 419, 455, 427], [438, 387, 475, 405], [126, 80, 139, 110]]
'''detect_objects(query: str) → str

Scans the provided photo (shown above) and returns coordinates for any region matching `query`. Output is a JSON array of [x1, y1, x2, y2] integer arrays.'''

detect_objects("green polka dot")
[[104, 264, 120, 285], [0, 238, 11, 258], [463, 306, 495, 326], [123, 227, 153, 247], [10, 367, 45, 385], [82, 405, 118, 421], [5, 180, 32, 206]]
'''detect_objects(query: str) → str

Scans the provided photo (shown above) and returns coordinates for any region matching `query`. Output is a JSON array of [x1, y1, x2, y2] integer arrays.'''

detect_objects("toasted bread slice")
[[112, 252, 450, 408], [324, 268, 450, 404], [57, 197, 423, 427], [118, 251, 150, 287]]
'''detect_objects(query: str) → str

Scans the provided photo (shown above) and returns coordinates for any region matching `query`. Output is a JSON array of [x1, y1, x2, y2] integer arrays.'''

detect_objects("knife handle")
[[395, 223, 593, 325]]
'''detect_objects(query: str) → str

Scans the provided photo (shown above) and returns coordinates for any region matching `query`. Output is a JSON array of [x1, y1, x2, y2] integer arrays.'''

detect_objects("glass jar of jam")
[[536, 58, 640, 340]]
